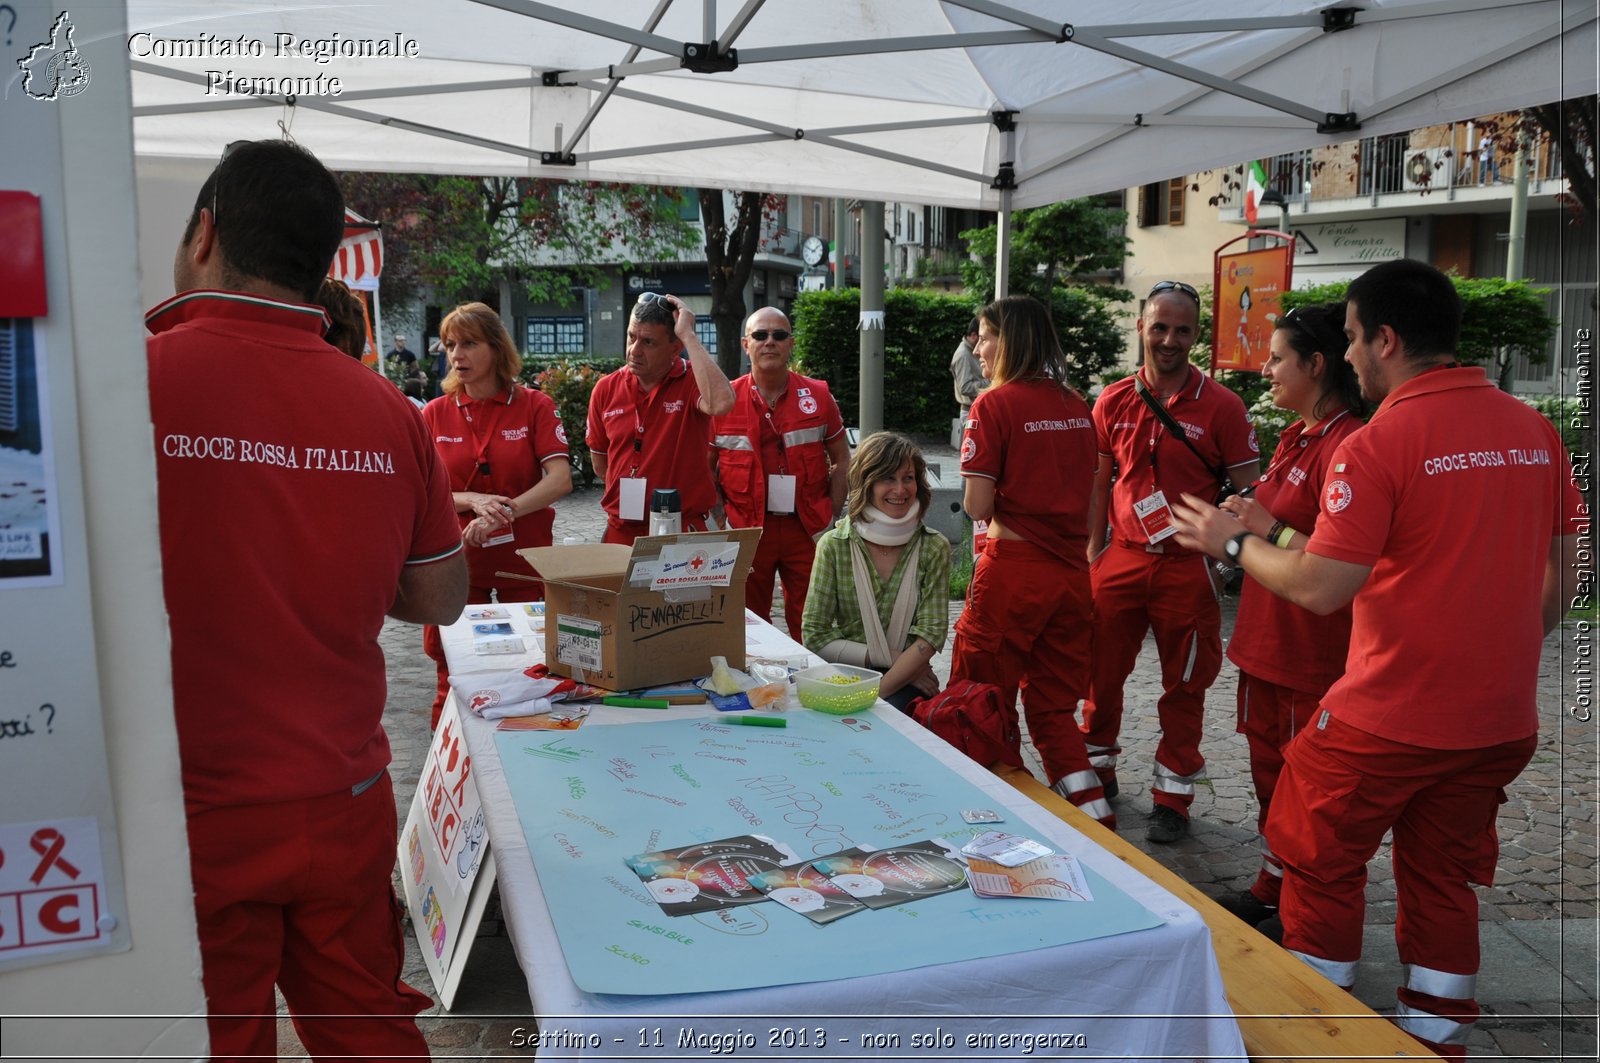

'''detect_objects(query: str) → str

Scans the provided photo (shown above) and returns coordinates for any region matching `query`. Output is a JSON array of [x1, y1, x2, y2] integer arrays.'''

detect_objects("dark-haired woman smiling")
[[1212, 302, 1366, 926]]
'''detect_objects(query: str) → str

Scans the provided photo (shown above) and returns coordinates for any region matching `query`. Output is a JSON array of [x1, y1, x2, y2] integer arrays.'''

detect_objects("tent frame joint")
[[542, 70, 571, 86], [1060, 23, 1074, 43], [1322, 8, 1359, 33], [540, 150, 578, 166], [991, 162, 1016, 191], [991, 109, 1018, 132], [682, 42, 738, 73], [1318, 111, 1360, 134]]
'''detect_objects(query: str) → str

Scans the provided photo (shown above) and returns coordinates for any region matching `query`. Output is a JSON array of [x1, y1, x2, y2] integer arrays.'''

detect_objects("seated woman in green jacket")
[[801, 431, 951, 711]]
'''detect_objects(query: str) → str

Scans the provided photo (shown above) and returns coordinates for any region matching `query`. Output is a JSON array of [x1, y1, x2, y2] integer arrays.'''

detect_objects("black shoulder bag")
[[1133, 377, 1251, 505]]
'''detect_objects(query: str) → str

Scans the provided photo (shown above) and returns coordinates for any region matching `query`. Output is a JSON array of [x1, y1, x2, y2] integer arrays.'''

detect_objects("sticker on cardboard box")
[[556, 615, 604, 671], [651, 542, 741, 590]]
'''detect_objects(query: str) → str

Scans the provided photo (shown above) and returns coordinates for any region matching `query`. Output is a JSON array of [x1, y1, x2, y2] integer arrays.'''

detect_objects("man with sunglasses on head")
[[586, 291, 735, 543], [145, 139, 467, 1058], [1080, 279, 1260, 843], [711, 307, 850, 635]]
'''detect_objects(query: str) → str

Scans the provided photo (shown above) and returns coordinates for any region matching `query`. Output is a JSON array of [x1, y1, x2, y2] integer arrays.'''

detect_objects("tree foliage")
[[791, 288, 980, 435], [959, 199, 1130, 297], [700, 189, 786, 376], [335, 173, 701, 310], [1280, 275, 1557, 390], [956, 199, 1131, 389]]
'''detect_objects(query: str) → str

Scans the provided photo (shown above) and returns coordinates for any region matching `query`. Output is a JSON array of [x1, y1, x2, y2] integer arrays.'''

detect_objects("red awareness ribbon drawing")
[[29, 828, 82, 885]]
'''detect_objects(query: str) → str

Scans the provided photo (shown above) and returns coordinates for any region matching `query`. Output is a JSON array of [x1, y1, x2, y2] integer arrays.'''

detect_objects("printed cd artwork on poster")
[[0, 320, 63, 586]]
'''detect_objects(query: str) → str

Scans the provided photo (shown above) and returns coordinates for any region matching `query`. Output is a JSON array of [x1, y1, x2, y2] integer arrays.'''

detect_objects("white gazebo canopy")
[[128, 1, 1597, 210]]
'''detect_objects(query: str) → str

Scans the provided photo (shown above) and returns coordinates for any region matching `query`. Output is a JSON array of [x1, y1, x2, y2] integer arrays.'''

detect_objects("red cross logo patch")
[[1324, 478, 1352, 514], [688, 550, 707, 572]]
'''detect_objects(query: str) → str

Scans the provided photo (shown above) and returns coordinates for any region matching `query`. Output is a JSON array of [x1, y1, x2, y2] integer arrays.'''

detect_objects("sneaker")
[[1257, 913, 1285, 944], [1146, 805, 1189, 844], [1216, 890, 1278, 927]]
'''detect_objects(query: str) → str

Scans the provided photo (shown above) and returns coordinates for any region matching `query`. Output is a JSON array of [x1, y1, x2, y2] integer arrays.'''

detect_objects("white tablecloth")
[[443, 612, 1246, 1062]]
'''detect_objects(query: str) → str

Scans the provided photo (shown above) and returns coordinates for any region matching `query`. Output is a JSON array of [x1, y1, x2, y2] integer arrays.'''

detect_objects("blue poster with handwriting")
[[494, 711, 1162, 995]]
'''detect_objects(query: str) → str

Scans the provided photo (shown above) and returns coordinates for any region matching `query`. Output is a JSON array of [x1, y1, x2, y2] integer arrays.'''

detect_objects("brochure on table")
[[493, 712, 1164, 995]]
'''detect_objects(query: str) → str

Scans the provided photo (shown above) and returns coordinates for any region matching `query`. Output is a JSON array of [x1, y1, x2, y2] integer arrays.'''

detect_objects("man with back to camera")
[[1171, 258, 1582, 1057], [1079, 280, 1260, 843], [586, 292, 735, 544], [712, 307, 849, 635], [145, 138, 467, 1058]]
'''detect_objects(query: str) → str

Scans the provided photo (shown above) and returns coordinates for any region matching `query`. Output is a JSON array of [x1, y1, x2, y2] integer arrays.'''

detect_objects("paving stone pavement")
[[277, 445, 1595, 1061]]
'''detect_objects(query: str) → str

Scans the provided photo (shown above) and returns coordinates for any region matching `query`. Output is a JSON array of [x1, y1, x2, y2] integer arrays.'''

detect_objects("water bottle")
[[648, 488, 682, 537]]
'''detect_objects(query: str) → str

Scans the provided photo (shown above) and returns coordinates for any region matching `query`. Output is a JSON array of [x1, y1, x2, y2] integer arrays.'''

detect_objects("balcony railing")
[[1218, 120, 1571, 213]]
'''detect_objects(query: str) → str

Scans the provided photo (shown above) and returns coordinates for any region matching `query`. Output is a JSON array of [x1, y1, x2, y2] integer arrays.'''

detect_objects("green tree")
[[1280, 274, 1557, 390], [959, 199, 1129, 296], [958, 199, 1131, 387], [336, 173, 701, 310], [700, 190, 786, 377]]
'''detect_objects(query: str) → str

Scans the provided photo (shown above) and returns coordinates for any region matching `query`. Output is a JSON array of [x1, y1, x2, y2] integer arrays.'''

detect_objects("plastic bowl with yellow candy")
[[794, 664, 882, 714]]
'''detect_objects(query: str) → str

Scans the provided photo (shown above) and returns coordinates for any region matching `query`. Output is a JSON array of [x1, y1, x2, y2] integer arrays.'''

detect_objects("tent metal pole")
[[736, 29, 1051, 62], [995, 189, 1012, 301], [719, 0, 766, 47], [1363, 13, 1587, 120], [704, 0, 716, 43], [470, 0, 680, 56], [859, 201, 885, 436], [1021, 113, 1306, 128], [1068, 31, 1332, 125], [564, 0, 682, 155], [580, 132, 787, 161], [807, 116, 989, 137], [833, 199, 849, 291]]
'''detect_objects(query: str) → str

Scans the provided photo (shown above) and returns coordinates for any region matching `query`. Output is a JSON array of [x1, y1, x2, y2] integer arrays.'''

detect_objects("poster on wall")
[[0, 1, 130, 974], [1212, 242, 1293, 373]]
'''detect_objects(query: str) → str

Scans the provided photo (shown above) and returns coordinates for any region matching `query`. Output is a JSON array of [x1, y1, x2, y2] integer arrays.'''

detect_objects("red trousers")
[[423, 582, 543, 729], [1237, 672, 1325, 905], [1081, 541, 1222, 814], [744, 513, 813, 638], [187, 777, 431, 1061], [1268, 714, 1537, 1054], [952, 539, 1111, 828]]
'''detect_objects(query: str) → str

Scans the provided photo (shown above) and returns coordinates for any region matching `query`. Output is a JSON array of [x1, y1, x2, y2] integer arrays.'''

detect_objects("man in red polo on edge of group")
[[1080, 279, 1260, 844], [712, 307, 849, 636], [1171, 258, 1583, 1057], [586, 292, 735, 544], [146, 138, 467, 1059]]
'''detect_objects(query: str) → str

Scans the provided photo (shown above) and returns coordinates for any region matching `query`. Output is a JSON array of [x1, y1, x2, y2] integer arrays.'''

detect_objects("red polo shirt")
[[586, 357, 717, 523], [146, 290, 462, 809], [1306, 366, 1584, 748], [1227, 409, 1362, 693], [423, 384, 568, 588], [1095, 365, 1259, 551], [960, 377, 1097, 566]]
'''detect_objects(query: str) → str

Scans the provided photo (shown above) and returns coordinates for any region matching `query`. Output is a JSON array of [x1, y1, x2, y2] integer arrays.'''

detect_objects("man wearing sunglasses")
[[586, 291, 735, 543], [711, 307, 850, 635], [146, 139, 466, 1057], [1080, 279, 1260, 844]]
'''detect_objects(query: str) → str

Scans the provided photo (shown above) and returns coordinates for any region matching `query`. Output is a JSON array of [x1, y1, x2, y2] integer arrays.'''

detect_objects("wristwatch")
[[1224, 531, 1252, 561]]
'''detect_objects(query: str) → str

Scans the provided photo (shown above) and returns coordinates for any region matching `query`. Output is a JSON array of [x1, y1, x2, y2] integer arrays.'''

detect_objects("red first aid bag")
[[909, 680, 1025, 770]]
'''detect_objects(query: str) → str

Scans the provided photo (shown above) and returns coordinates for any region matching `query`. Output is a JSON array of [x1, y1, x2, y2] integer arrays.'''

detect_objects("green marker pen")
[[601, 696, 671, 709], [729, 715, 786, 728]]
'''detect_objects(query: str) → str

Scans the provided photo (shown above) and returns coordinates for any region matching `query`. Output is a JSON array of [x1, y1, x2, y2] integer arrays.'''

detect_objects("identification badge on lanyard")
[[1133, 490, 1179, 544], [766, 474, 797, 514], [620, 477, 648, 522]]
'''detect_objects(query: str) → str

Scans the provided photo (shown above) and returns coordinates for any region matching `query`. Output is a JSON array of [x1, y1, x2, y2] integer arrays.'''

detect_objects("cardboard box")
[[518, 528, 762, 692]]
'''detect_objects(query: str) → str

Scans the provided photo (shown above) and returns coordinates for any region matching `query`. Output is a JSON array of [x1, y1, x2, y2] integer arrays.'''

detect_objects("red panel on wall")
[[0, 191, 48, 317]]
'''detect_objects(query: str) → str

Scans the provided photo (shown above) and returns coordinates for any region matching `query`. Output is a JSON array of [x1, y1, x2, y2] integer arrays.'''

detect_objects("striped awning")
[[330, 208, 382, 292]]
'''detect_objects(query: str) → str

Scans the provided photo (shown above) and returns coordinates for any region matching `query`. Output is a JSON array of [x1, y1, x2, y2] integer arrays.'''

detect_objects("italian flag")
[[1244, 160, 1268, 225]]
